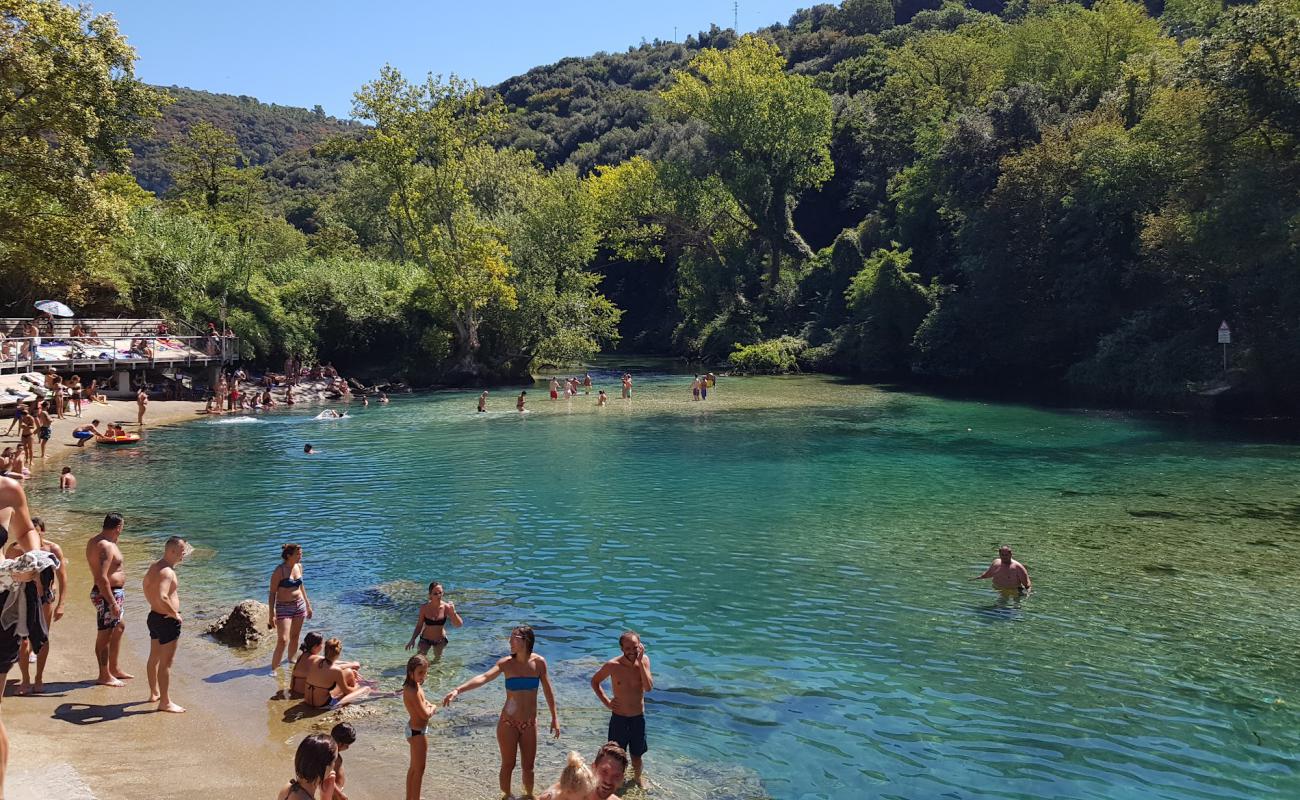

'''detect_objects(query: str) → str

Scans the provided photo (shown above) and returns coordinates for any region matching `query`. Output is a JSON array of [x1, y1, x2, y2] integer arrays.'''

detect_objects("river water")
[[37, 372, 1300, 799]]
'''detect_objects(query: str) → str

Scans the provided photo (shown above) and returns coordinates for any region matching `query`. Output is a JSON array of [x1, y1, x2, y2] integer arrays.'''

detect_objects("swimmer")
[[478, 390, 488, 413], [329, 723, 357, 800], [379, 392, 389, 404], [403, 654, 436, 800], [443, 625, 560, 798], [304, 444, 316, 455], [85, 513, 132, 686], [58, 467, 75, 491], [597, 390, 608, 407], [361, 395, 369, 407], [267, 543, 313, 670], [405, 581, 463, 658], [972, 545, 1032, 595], [143, 536, 188, 712], [275, 734, 337, 800], [591, 631, 653, 786], [303, 637, 371, 709], [517, 391, 527, 412]]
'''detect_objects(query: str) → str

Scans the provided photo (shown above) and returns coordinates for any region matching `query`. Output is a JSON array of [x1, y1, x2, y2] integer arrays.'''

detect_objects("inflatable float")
[[96, 433, 141, 445]]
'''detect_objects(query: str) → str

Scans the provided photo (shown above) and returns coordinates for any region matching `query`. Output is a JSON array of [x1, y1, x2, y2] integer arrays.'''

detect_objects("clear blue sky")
[[88, 0, 809, 118]]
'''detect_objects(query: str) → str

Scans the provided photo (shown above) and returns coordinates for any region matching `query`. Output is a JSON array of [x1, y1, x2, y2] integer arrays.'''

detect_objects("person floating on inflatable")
[[72, 420, 103, 447]]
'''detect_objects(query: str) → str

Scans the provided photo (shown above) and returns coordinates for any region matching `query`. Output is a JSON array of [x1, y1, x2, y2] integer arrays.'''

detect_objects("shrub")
[[728, 336, 807, 374]]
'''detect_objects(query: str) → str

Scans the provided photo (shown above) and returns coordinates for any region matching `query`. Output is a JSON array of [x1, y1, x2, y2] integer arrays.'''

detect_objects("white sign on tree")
[[1218, 322, 1231, 344]]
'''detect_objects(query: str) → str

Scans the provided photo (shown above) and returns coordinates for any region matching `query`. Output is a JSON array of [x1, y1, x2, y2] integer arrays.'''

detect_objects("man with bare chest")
[[972, 545, 1032, 595], [590, 631, 653, 786], [85, 513, 133, 686], [143, 536, 187, 712]]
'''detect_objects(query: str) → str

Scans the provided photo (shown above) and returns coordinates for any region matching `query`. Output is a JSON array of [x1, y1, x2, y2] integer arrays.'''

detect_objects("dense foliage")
[[4, 0, 1299, 407]]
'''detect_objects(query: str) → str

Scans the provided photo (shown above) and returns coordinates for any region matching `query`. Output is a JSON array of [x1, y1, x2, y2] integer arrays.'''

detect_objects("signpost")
[[1218, 321, 1231, 371]]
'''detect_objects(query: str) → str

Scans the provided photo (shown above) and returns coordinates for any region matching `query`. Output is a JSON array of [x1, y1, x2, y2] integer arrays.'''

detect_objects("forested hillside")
[[6, 0, 1298, 409]]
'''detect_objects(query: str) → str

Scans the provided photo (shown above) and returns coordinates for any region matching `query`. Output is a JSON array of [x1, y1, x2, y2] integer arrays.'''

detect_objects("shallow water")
[[39, 372, 1300, 798]]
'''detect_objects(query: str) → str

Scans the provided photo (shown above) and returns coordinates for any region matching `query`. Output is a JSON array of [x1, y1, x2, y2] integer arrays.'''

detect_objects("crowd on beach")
[[0, 361, 1037, 798]]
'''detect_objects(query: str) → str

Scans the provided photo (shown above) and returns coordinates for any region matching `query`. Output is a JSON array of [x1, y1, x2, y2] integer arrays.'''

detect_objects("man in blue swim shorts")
[[591, 631, 653, 787]]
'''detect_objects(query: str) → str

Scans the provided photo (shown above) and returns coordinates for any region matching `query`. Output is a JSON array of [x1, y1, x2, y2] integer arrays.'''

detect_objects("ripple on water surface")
[[37, 374, 1300, 799]]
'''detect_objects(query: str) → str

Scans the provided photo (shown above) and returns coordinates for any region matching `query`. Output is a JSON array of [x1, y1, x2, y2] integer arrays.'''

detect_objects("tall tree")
[[661, 35, 834, 289], [346, 66, 516, 378], [0, 0, 165, 305]]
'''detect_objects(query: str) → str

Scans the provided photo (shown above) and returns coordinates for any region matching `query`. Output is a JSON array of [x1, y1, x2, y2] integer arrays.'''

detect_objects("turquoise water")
[[40, 373, 1300, 798]]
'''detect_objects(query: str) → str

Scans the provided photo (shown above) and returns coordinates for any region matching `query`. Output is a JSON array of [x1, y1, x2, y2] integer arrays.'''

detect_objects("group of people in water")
[[265, 545, 652, 800]]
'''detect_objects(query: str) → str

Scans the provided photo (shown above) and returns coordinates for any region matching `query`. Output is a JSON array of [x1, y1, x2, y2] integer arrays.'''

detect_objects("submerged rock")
[[204, 599, 270, 647]]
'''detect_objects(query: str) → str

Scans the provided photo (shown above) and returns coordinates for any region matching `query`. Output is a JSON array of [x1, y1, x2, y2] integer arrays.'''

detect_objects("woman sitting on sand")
[[289, 632, 325, 697], [442, 625, 560, 799], [303, 637, 371, 709], [405, 581, 463, 659], [268, 543, 313, 670], [276, 733, 337, 800], [403, 654, 436, 800]]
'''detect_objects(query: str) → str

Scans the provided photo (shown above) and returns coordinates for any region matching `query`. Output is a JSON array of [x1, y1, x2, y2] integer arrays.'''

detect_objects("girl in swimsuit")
[[442, 625, 560, 799], [275, 733, 337, 800], [303, 638, 371, 709], [267, 543, 313, 670], [289, 632, 324, 697], [405, 581, 463, 659], [402, 654, 436, 800]]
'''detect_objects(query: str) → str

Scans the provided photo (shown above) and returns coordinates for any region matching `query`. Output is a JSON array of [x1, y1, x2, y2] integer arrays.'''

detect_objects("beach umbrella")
[[34, 300, 74, 317]]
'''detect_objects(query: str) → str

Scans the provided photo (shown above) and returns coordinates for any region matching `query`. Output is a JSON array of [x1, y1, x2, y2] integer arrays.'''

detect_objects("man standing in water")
[[478, 390, 488, 412], [86, 513, 132, 686], [972, 545, 1032, 594], [143, 536, 188, 712], [591, 632, 653, 787]]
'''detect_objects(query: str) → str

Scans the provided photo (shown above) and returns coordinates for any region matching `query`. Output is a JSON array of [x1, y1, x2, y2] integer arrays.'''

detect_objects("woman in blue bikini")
[[267, 543, 313, 670], [442, 625, 560, 799]]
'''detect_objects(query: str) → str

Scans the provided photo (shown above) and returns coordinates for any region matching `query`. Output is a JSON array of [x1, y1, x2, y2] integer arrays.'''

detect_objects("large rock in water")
[[204, 599, 269, 647]]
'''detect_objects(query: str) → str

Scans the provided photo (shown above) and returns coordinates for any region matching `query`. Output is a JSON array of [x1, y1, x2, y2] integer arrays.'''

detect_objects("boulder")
[[204, 599, 270, 648]]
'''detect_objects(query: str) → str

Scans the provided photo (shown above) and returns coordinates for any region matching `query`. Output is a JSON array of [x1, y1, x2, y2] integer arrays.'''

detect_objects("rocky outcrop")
[[204, 599, 270, 648]]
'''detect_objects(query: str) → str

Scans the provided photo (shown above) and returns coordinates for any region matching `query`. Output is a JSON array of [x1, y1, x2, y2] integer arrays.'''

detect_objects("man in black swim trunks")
[[143, 536, 187, 713], [591, 631, 653, 787]]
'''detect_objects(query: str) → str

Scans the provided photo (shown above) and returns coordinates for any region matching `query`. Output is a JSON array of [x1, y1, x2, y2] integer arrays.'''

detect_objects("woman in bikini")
[[405, 581, 463, 660], [402, 654, 436, 800], [267, 543, 313, 670], [442, 625, 560, 799], [303, 638, 371, 709], [275, 733, 337, 800], [289, 632, 324, 697]]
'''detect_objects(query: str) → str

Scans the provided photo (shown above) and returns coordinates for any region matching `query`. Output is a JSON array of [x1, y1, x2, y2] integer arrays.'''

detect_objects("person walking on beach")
[[18, 517, 66, 695], [972, 545, 1032, 595], [0, 475, 47, 794], [34, 401, 51, 459], [136, 386, 148, 427], [403, 654, 436, 800], [17, 408, 35, 464], [591, 631, 653, 787], [478, 390, 488, 413], [275, 734, 337, 800], [86, 513, 132, 686], [143, 536, 188, 712], [405, 581, 463, 659], [442, 625, 561, 799], [268, 543, 313, 670]]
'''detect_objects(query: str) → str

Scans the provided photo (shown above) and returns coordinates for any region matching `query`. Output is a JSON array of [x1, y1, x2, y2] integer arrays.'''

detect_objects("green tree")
[[835, 0, 895, 35], [662, 35, 834, 289], [0, 0, 166, 306], [346, 66, 516, 378], [166, 121, 241, 211]]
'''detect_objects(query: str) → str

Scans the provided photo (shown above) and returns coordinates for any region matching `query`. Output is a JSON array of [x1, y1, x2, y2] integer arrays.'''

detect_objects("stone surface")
[[203, 599, 269, 648]]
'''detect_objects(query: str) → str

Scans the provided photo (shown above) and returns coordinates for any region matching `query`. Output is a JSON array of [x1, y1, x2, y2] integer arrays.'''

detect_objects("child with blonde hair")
[[539, 751, 597, 800]]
